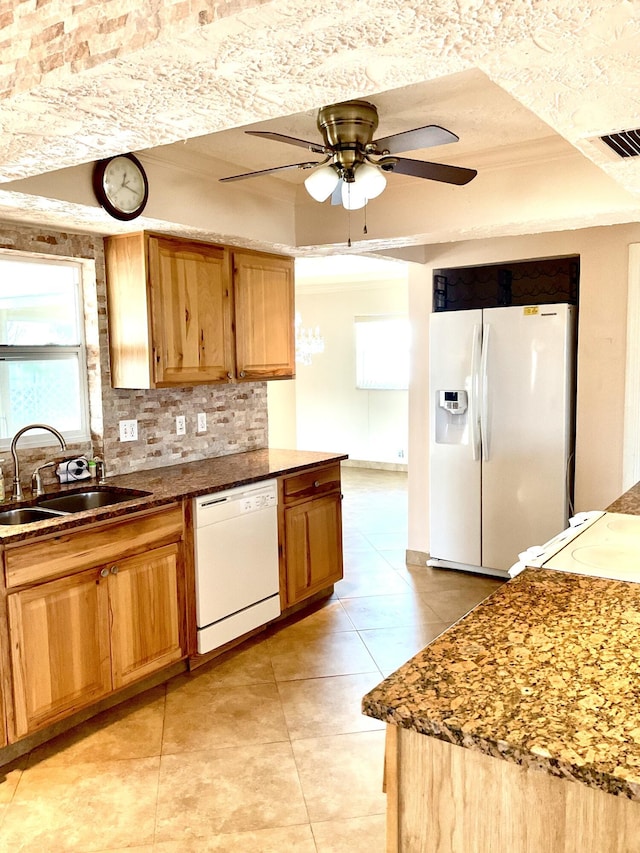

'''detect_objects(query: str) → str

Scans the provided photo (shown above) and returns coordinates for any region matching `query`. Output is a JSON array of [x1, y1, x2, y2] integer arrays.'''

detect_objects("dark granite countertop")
[[0, 448, 347, 544], [363, 567, 640, 801]]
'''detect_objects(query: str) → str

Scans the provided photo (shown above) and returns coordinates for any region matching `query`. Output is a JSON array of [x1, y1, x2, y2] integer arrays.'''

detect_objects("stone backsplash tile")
[[105, 383, 268, 475]]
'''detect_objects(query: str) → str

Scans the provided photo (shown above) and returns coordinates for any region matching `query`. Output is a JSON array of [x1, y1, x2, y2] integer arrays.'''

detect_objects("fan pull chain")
[[363, 201, 368, 235], [347, 205, 351, 248]]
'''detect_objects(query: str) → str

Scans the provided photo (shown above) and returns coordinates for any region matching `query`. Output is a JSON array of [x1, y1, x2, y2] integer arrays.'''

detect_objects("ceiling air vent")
[[600, 129, 640, 158]]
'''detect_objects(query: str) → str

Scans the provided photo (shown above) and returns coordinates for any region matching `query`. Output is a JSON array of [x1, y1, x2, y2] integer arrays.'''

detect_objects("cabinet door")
[[109, 544, 183, 689], [148, 236, 234, 385], [8, 569, 112, 738], [284, 493, 344, 606], [233, 251, 295, 380]]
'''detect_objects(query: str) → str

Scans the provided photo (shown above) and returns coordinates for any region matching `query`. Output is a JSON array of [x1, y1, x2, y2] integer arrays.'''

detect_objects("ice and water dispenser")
[[434, 390, 469, 445]]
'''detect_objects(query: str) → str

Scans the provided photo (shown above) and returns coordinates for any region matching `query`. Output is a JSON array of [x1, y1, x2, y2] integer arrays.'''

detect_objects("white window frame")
[[355, 314, 410, 391], [0, 252, 91, 450]]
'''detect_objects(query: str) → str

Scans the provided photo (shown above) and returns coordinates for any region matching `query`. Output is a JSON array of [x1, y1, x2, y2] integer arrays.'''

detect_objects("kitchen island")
[[363, 567, 640, 852]]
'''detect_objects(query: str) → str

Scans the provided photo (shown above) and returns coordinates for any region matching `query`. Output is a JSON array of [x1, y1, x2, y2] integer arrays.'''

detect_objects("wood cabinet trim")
[[282, 463, 342, 503], [104, 232, 155, 389], [4, 503, 184, 589]]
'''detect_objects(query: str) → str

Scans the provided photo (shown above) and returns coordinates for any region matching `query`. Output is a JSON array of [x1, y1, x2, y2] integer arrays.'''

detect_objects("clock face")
[[93, 154, 149, 220]]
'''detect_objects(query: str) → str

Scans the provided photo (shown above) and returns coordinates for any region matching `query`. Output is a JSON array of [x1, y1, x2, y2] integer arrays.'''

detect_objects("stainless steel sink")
[[0, 487, 151, 525], [0, 507, 66, 525], [37, 487, 150, 513]]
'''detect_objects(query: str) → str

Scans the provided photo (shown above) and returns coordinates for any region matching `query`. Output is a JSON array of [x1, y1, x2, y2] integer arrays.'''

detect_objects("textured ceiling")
[[1, 0, 640, 245], [175, 69, 567, 181]]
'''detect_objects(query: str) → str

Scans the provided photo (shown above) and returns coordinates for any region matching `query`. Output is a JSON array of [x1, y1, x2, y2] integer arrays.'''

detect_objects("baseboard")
[[406, 549, 429, 567], [342, 459, 408, 472]]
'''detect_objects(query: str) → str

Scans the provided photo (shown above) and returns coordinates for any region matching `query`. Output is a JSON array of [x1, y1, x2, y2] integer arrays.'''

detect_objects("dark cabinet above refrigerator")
[[433, 255, 579, 313]]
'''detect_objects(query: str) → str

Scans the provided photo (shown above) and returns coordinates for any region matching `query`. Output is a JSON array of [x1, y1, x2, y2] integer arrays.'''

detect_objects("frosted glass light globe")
[[304, 165, 340, 202], [354, 162, 387, 199], [341, 180, 367, 210]]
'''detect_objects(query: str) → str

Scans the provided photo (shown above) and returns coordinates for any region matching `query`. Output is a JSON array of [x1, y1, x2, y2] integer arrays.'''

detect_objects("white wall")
[[267, 378, 297, 449], [268, 258, 409, 464]]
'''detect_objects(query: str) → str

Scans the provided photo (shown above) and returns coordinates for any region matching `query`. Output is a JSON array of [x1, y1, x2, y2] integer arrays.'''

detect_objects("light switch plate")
[[119, 419, 138, 442], [197, 412, 207, 433], [176, 415, 186, 436]]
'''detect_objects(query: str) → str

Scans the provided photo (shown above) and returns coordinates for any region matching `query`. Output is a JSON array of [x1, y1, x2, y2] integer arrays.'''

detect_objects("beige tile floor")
[[0, 466, 504, 852]]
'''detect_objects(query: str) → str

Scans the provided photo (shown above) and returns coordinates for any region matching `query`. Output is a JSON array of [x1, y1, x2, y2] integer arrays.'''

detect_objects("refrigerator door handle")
[[470, 323, 482, 461], [480, 323, 491, 461]]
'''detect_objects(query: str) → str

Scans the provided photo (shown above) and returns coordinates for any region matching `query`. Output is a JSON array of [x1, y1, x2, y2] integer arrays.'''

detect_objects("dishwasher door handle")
[[200, 496, 230, 508]]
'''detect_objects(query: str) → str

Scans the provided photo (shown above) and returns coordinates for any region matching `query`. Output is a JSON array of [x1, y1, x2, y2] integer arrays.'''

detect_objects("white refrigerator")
[[428, 303, 576, 579]]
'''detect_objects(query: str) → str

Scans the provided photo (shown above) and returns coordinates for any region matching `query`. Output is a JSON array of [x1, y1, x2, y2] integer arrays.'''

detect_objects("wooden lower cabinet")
[[110, 544, 182, 689], [7, 542, 183, 739], [280, 463, 344, 608], [8, 568, 113, 738], [284, 493, 343, 606]]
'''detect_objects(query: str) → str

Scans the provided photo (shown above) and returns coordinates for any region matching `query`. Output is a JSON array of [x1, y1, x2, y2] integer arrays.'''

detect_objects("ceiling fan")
[[219, 100, 477, 209]]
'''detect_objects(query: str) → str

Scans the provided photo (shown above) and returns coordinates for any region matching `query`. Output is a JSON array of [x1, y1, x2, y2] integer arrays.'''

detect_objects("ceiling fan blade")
[[219, 161, 320, 183], [386, 157, 477, 185], [372, 125, 459, 155], [246, 130, 329, 155]]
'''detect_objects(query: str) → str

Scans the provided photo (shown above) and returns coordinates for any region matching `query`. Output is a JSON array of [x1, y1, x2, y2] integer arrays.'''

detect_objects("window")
[[355, 315, 410, 390], [0, 253, 89, 447]]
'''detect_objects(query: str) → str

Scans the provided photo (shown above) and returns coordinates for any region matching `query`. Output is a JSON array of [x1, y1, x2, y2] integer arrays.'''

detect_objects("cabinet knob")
[[314, 480, 320, 488], [227, 371, 233, 379], [110, 565, 119, 575], [100, 567, 109, 578], [240, 370, 246, 378]]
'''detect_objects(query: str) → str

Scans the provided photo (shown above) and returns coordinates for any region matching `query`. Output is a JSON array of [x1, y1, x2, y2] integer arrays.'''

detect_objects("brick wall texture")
[[0, 220, 269, 484], [0, 0, 261, 99]]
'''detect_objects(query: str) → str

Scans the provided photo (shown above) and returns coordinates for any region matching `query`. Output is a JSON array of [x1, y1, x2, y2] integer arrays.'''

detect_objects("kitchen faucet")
[[92, 455, 107, 484], [10, 423, 67, 501]]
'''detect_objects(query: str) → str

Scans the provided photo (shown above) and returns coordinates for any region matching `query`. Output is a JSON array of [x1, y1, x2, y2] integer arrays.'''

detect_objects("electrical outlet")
[[119, 419, 138, 442], [197, 412, 207, 433], [176, 415, 186, 436]]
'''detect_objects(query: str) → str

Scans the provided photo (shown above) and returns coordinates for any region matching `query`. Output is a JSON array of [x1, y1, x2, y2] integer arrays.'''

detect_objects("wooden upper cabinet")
[[104, 232, 294, 389], [148, 236, 234, 386], [105, 232, 234, 389], [232, 250, 295, 381]]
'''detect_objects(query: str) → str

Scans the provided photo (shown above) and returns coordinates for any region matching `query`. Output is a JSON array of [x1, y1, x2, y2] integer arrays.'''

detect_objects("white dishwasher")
[[194, 479, 280, 655]]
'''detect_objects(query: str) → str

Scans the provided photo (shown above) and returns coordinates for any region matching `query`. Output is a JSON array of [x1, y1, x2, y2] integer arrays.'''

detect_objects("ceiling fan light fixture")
[[304, 164, 340, 202], [341, 179, 367, 210], [354, 162, 387, 199]]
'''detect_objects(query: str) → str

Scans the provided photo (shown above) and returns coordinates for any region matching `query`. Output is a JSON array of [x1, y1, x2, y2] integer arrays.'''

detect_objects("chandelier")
[[295, 312, 325, 365]]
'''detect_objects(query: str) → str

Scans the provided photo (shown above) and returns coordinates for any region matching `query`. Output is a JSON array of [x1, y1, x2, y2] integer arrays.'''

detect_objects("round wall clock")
[[92, 153, 149, 221]]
